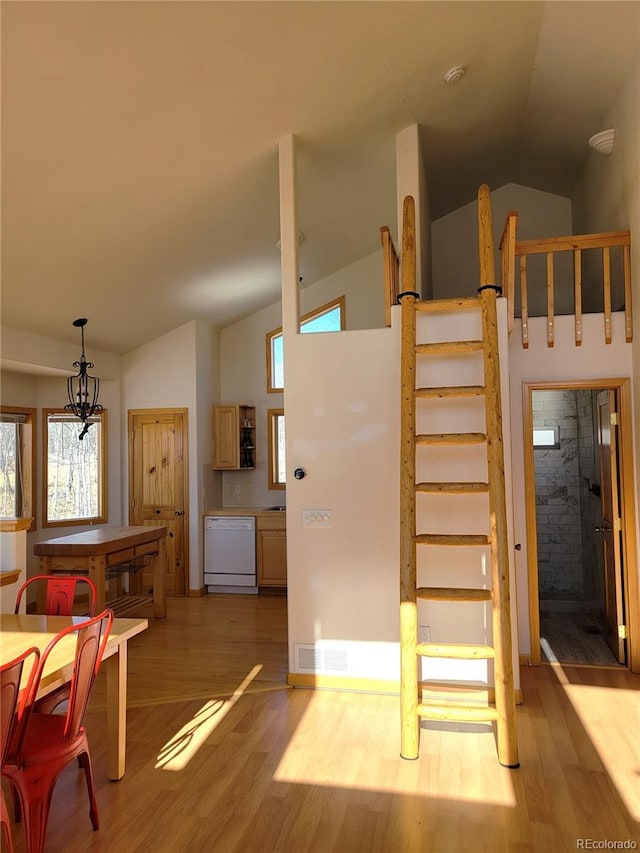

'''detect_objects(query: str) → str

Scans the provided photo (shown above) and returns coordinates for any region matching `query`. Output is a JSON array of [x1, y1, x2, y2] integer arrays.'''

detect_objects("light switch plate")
[[302, 509, 332, 527]]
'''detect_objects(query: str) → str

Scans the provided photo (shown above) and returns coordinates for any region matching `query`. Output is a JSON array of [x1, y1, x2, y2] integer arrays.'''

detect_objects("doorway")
[[523, 379, 639, 671], [128, 409, 189, 596]]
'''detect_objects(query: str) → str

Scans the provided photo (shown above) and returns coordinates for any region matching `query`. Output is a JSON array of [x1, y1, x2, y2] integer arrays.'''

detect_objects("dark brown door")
[[129, 409, 188, 596], [596, 391, 626, 663]]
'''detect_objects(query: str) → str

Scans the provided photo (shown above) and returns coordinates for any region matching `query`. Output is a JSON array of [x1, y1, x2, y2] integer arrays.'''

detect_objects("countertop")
[[203, 507, 286, 518]]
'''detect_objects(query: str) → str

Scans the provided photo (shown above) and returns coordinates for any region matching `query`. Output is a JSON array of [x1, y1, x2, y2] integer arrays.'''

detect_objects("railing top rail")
[[515, 230, 630, 256]]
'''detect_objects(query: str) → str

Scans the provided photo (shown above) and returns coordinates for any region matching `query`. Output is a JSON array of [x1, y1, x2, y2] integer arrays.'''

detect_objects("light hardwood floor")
[[4, 594, 639, 853]]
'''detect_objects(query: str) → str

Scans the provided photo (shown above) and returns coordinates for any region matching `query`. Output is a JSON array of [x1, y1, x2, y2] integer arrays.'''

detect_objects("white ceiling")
[[1, 1, 638, 355]]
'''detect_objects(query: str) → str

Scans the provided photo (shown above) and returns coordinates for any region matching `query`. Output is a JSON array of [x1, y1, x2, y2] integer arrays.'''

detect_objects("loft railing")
[[380, 225, 400, 327], [499, 212, 632, 348]]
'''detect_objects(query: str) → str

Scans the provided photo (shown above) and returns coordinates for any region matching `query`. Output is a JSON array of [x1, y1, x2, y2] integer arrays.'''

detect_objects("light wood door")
[[129, 409, 188, 596], [596, 390, 626, 663]]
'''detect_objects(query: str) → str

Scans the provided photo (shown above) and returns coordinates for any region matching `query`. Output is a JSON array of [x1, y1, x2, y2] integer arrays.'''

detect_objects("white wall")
[[432, 183, 573, 311], [284, 318, 401, 679], [1, 326, 121, 380], [571, 55, 640, 547], [508, 312, 636, 655], [219, 249, 385, 509], [122, 319, 218, 592]]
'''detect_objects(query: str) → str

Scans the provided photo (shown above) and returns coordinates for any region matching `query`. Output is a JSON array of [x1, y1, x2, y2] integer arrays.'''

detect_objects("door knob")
[[175, 510, 184, 516], [594, 526, 608, 533]]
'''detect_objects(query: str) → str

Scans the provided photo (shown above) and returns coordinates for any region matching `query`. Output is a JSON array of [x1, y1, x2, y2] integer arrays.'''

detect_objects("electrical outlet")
[[234, 485, 241, 495], [418, 625, 431, 643]]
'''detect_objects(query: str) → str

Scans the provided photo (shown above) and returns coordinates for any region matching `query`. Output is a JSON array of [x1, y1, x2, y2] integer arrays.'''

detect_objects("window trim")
[[266, 295, 346, 393], [42, 408, 108, 528], [0, 406, 36, 531], [267, 408, 286, 490]]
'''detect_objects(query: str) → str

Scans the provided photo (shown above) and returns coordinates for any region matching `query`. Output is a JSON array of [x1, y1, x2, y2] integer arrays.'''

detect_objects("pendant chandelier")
[[64, 318, 103, 440]]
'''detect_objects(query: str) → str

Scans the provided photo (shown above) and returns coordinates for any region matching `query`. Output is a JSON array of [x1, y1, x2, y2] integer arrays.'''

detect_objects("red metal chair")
[[1, 647, 40, 853], [2, 609, 114, 853], [14, 575, 98, 715], [14, 574, 97, 617]]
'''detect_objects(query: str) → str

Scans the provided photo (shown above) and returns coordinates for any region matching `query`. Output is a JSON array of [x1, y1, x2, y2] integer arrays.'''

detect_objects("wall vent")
[[295, 644, 350, 674]]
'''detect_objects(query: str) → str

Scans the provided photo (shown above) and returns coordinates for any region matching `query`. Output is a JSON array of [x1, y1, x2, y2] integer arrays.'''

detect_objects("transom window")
[[266, 296, 345, 393], [43, 410, 107, 527]]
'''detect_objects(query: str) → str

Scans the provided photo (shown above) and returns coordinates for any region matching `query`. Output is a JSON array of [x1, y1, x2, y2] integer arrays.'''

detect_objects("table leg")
[[153, 536, 167, 619], [105, 642, 127, 780], [89, 556, 107, 614]]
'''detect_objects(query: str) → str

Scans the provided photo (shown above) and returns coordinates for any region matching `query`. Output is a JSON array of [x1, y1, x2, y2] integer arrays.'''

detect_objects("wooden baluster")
[[603, 246, 612, 344], [623, 244, 633, 343], [546, 252, 554, 347], [574, 249, 582, 347], [380, 226, 399, 328], [520, 256, 528, 349], [503, 213, 517, 334]]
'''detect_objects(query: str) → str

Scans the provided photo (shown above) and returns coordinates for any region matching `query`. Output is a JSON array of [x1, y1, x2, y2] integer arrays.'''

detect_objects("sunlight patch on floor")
[[272, 690, 517, 806], [548, 662, 640, 821], [155, 664, 263, 771]]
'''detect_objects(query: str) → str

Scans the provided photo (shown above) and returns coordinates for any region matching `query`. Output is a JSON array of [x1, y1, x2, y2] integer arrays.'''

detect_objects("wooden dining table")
[[0, 613, 147, 780]]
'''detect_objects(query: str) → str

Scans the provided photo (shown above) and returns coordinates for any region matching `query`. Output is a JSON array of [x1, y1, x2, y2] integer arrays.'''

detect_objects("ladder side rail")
[[399, 196, 419, 760], [478, 184, 519, 767], [479, 286, 519, 768]]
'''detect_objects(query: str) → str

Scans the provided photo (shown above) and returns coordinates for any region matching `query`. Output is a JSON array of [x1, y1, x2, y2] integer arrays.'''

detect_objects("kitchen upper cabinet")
[[212, 405, 255, 470], [257, 515, 287, 587]]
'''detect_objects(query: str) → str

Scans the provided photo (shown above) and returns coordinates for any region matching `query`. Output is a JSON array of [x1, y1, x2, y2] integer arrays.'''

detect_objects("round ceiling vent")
[[444, 66, 466, 84]]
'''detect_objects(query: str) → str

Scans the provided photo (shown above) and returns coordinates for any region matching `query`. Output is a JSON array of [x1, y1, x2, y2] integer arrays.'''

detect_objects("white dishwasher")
[[204, 516, 257, 593]]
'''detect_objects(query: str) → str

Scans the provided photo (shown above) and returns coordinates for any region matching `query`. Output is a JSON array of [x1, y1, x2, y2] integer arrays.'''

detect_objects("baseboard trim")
[[288, 673, 400, 694], [288, 673, 523, 704], [188, 586, 207, 598]]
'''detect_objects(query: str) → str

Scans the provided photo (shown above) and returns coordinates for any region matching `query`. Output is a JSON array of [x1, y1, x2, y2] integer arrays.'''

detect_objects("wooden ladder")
[[398, 188, 519, 767]]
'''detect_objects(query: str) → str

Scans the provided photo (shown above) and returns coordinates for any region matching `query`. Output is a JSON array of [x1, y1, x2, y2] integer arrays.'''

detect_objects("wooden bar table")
[[34, 525, 167, 619]]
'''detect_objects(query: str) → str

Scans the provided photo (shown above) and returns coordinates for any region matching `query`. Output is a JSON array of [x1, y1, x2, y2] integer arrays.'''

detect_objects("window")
[[533, 426, 559, 449], [268, 409, 286, 489], [0, 407, 36, 528], [43, 410, 107, 527], [266, 296, 345, 393]]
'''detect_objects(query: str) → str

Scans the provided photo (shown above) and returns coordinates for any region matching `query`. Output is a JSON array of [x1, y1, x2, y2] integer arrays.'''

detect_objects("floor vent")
[[295, 644, 350, 674]]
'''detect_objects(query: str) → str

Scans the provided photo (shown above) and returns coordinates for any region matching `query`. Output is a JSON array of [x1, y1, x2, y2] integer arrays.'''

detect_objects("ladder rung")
[[417, 702, 499, 722], [416, 534, 491, 546], [417, 643, 496, 659], [415, 340, 483, 355], [416, 385, 485, 398], [416, 587, 492, 602], [416, 482, 488, 494], [419, 680, 493, 695], [416, 432, 487, 446], [414, 297, 481, 313]]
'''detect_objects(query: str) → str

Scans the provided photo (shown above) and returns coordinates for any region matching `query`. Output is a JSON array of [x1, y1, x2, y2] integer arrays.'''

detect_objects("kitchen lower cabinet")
[[256, 516, 287, 587]]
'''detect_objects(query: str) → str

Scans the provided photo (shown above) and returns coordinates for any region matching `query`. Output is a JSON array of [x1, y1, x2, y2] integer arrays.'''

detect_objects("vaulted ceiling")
[[2, 1, 638, 355]]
